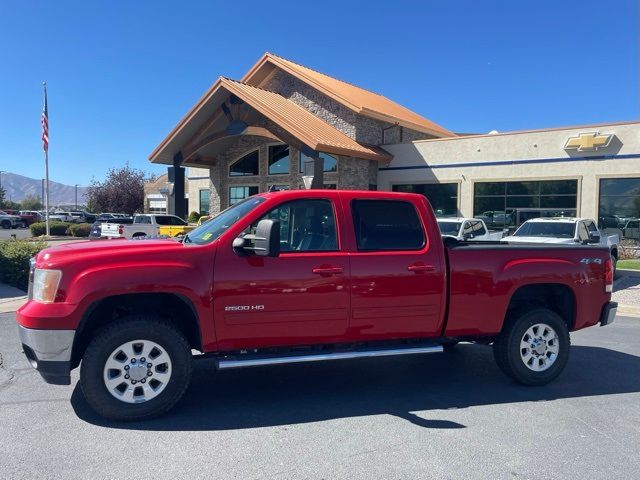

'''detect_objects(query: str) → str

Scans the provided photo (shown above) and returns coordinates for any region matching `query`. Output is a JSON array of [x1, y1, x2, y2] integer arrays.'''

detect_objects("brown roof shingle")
[[243, 53, 455, 138]]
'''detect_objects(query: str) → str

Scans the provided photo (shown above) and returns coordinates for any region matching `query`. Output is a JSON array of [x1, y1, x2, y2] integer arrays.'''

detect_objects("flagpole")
[[42, 82, 50, 237]]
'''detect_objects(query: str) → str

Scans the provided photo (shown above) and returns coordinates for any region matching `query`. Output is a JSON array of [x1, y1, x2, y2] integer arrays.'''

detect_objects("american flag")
[[41, 83, 49, 152]]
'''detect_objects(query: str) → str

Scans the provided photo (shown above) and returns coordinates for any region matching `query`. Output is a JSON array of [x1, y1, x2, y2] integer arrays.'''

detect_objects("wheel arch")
[[71, 292, 202, 368], [504, 283, 576, 332]]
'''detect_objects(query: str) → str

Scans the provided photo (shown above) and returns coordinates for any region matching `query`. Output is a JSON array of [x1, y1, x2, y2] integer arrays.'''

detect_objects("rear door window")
[[351, 200, 425, 251]]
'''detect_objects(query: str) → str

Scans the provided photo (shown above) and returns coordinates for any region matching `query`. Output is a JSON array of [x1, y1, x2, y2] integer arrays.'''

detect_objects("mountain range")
[[0, 172, 89, 206]]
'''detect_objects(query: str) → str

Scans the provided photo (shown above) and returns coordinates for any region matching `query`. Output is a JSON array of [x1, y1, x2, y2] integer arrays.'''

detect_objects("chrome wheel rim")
[[519, 323, 559, 372], [103, 339, 172, 404]]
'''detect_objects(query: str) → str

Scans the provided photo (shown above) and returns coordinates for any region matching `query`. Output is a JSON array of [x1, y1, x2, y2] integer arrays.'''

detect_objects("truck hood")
[[501, 236, 574, 244], [35, 238, 186, 267]]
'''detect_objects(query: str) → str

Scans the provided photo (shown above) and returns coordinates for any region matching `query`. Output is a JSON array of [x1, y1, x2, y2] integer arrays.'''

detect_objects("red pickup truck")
[[17, 190, 616, 420]]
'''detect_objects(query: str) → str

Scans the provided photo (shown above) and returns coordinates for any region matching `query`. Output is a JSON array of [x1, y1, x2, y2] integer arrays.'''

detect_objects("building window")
[[599, 178, 640, 238], [147, 195, 167, 214], [229, 186, 259, 205], [299, 152, 338, 173], [229, 150, 259, 177], [392, 183, 458, 217], [199, 189, 210, 215], [473, 180, 578, 230], [268, 145, 290, 175]]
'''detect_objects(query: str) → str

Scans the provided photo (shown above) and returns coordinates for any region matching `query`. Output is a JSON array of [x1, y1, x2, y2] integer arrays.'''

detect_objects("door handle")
[[312, 266, 344, 275], [407, 264, 435, 273]]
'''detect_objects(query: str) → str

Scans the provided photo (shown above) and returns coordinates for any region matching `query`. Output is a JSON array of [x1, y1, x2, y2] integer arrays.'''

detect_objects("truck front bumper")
[[18, 325, 74, 385], [600, 301, 617, 327]]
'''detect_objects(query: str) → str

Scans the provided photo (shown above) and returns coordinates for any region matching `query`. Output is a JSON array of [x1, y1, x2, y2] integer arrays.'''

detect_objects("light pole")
[[75, 184, 78, 210], [0, 171, 5, 209]]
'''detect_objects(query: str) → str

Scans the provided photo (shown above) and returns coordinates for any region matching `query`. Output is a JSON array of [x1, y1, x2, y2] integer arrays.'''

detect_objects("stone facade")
[[187, 68, 437, 214]]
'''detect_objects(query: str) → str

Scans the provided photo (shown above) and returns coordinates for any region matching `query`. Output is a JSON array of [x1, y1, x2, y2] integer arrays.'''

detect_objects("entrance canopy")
[[149, 77, 392, 167]]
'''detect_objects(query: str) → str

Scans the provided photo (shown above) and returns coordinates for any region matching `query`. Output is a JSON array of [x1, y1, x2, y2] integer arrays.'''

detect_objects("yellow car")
[[158, 224, 197, 238]]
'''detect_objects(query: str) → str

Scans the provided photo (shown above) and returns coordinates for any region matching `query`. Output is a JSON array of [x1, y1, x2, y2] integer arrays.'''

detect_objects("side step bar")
[[216, 344, 443, 370]]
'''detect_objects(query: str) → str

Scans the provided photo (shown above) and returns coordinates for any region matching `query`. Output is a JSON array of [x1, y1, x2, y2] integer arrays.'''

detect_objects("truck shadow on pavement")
[[71, 344, 640, 431]]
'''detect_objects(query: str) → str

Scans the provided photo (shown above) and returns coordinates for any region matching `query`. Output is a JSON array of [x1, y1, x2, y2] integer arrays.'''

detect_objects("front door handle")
[[407, 264, 435, 273], [312, 266, 344, 275]]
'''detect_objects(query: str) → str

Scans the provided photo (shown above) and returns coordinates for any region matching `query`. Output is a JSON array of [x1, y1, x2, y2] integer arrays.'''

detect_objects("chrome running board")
[[216, 344, 443, 370]]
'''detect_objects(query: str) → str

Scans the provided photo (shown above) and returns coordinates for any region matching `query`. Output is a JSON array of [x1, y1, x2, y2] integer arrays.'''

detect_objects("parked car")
[[436, 218, 504, 241], [17, 190, 616, 420], [0, 210, 20, 229], [88, 221, 104, 240], [622, 219, 640, 239], [502, 217, 620, 269], [104, 214, 192, 239], [99, 217, 134, 239]]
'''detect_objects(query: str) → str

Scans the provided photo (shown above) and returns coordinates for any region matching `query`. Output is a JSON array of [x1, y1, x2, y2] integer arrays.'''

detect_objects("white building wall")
[[378, 121, 640, 220]]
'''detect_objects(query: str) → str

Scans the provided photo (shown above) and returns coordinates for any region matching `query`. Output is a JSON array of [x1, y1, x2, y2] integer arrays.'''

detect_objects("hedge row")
[[29, 222, 92, 237], [0, 240, 48, 290]]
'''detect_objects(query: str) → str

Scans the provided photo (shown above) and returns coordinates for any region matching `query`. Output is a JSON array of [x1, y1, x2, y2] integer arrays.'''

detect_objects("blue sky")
[[0, 0, 637, 186]]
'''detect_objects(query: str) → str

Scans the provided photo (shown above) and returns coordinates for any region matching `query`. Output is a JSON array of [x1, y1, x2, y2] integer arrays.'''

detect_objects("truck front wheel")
[[80, 315, 192, 421], [493, 308, 570, 386]]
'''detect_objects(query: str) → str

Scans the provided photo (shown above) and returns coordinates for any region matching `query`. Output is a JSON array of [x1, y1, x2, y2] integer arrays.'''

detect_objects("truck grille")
[[27, 257, 35, 300]]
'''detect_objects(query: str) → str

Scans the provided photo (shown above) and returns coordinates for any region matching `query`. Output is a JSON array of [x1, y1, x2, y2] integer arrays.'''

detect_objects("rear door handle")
[[407, 264, 435, 273], [312, 266, 344, 275]]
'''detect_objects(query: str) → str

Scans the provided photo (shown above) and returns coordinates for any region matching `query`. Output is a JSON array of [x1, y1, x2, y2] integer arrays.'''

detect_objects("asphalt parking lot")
[[1, 313, 639, 480]]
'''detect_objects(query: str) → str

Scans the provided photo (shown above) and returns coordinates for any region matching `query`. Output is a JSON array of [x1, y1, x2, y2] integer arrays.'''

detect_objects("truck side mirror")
[[253, 219, 280, 257], [587, 231, 601, 244], [233, 219, 280, 257]]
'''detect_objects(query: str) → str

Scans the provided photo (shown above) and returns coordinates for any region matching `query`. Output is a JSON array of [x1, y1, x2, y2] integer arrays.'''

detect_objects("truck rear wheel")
[[493, 308, 570, 386], [80, 315, 192, 421]]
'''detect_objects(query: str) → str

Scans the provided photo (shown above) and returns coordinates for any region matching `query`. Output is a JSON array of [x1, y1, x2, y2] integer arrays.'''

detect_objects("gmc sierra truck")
[[17, 190, 616, 421]]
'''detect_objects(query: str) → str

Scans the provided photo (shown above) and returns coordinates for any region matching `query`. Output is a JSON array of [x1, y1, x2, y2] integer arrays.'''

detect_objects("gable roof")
[[242, 53, 455, 138], [149, 77, 392, 164]]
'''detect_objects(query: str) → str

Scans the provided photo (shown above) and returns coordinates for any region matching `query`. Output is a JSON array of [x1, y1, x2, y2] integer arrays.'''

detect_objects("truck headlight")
[[32, 269, 62, 303]]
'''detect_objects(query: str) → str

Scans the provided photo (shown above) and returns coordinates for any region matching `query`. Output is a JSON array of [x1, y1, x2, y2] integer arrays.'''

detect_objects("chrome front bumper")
[[18, 325, 75, 385]]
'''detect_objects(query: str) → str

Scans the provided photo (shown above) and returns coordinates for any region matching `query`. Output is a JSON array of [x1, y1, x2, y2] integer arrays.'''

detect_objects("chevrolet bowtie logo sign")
[[564, 132, 613, 152]]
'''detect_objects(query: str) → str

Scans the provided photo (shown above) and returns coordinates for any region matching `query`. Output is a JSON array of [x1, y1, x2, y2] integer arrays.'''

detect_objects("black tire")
[[1, 220, 10, 229], [493, 308, 570, 386], [80, 315, 192, 421]]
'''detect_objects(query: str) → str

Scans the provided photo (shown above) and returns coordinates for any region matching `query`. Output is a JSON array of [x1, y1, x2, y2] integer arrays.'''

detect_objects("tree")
[[0, 186, 5, 208], [20, 194, 43, 211], [86, 164, 149, 216]]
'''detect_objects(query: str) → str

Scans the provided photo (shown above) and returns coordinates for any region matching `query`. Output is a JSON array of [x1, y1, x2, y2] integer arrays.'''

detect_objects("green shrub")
[[29, 221, 73, 237], [68, 223, 92, 237], [187, 211, 201, 223], [0, 240, 48, 290]]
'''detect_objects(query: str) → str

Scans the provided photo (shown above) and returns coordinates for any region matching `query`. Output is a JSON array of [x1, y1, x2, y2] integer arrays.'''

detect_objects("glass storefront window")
[[392, 183, 458, 217], [599, 178, 640, 239], [473, 179, 578, 231], [229, 186, 259, 205]]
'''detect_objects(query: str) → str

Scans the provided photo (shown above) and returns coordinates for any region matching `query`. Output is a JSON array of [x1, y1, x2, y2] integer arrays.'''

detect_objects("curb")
[[616, 304, 640, 318]]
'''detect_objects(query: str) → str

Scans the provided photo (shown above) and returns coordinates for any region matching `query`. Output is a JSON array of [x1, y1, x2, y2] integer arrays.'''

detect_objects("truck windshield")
[[437, 221, 462, 235], [513, 221, 575, 238], [185, 197, 266, 245]]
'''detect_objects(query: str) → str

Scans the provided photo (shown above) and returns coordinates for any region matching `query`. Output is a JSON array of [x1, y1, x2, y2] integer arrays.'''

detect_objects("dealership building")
[[149, 53, 640, 238]]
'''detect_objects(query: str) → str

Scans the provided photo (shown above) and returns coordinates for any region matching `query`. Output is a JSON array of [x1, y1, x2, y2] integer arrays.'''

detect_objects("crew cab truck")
[[16, 190, 616, 421], [101, 214, 193, 239], [436, 217, 504, 241]]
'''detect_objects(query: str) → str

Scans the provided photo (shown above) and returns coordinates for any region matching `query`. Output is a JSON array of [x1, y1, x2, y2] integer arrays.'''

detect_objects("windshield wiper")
[[182, 234, 192, 244]]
